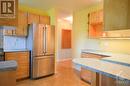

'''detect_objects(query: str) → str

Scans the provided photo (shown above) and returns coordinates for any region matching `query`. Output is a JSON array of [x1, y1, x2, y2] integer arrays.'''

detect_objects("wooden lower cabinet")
[[99, 74, 116, 86], [0, 71, 16, 86], [80, 53, 109, 84], [5, 51, 30, 80], [99, 74, 130, 86], [80, 68, 92, 83]]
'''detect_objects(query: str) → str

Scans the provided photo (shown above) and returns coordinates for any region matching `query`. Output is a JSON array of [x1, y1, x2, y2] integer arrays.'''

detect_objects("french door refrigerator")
[[27, 23, 55, 79]]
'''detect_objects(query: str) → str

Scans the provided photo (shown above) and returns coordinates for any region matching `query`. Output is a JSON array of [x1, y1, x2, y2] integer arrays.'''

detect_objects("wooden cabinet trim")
[[39, 16, 50, 25], [27, 13, 40, 24]]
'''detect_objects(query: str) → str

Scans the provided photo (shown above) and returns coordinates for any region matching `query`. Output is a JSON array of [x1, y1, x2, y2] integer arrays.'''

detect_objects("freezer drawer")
[[32, 56, 55, 79]]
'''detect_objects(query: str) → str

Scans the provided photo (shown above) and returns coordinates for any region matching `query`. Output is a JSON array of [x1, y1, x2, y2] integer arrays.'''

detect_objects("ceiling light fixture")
[[64, 16, 73, 23]]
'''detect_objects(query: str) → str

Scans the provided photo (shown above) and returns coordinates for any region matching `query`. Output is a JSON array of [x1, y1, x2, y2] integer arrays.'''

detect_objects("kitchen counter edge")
[[0, 60, 17, 71]]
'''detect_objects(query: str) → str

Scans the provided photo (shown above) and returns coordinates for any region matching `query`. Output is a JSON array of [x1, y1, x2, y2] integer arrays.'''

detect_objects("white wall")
[[72, 3, 102, 59], [57, 19, 72, 61]]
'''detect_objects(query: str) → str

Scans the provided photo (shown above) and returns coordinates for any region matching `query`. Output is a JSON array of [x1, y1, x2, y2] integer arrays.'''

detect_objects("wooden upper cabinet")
[[89, 10, 103, 24], [3, 11, 51, 36], [88, 10, 103, 38], [88, 24, 103, 38], [28, 14, 50, 25], [3, 11, 28, 36], [39, 16, 50, 25], [16, 11, 28, 36], [104, 0, 130, 30], [28, 13, 40, 24]]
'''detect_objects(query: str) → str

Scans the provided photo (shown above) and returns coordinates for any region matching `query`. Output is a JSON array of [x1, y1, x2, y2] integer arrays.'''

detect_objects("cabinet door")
[[0, 71, 16, 86], [100, 74, 130, 86], [80, 68, 92, 84], [89, 10, 103, 39], [90, 12, 97, 24], [5, 52, 17, 61], [104, 0, 130, 30], [33, 56, 54, 78], [5, 52, 29, 80], [98, 10, 103, 23], [28, 13, 40, 24], [39, 16, 50, 25], [89, 10, 103, 24], [16, 11, 28, 36], [16, 52, 29, 79]]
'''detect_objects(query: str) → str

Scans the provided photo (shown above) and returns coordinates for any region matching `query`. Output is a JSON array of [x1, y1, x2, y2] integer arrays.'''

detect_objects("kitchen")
[[0, 0, 130, 86]]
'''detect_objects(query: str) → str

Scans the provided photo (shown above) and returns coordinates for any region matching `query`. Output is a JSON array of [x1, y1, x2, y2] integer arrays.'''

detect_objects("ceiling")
[[20, 0, 102, 11], [20, 0, 102, 20]]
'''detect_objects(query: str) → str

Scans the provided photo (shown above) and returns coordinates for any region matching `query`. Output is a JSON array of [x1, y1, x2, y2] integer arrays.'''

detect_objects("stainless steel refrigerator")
[[27, 23, 55, 79]]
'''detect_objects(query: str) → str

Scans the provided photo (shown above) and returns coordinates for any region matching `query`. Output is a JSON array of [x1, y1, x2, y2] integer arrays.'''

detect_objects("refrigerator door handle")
[[45, 26, 47, 53]]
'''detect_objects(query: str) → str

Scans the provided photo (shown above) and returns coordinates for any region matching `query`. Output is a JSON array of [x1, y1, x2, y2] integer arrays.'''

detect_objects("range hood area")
[[101, 29, 130, 39]]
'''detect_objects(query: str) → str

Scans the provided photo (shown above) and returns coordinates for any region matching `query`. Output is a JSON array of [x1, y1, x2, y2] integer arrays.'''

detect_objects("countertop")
[[82, 49, 130, 57], [102, 57, 130, 67], [82, 49, 130, 66], [4, 49, 29, 52], [0, 60, 17, 71], [73, 58, 130, 81]]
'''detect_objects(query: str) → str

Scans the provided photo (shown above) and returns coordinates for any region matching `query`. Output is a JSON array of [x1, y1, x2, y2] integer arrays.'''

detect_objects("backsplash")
[[4, 36, 26, 50], [100, 39, 130, 54]]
